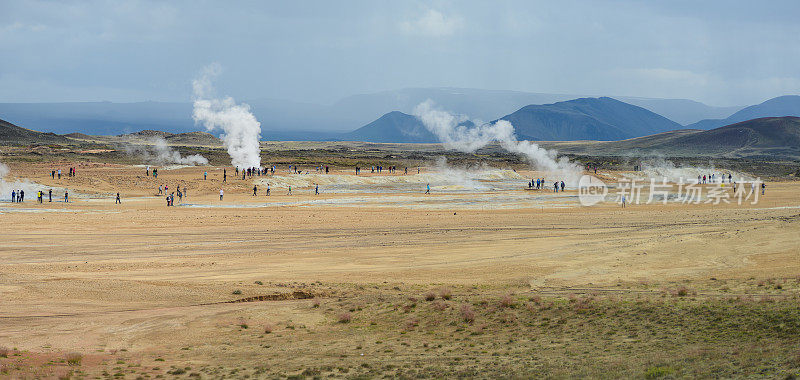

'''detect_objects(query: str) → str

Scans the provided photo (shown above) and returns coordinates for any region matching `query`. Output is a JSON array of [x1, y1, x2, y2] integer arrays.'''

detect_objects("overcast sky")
[[1, 0, 799, 106]]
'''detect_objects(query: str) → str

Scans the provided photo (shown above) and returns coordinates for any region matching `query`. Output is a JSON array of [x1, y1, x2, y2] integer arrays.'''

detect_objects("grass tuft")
[[337, 312, 352, 323], [460, 304, 475, 323], [65, 352, 82, 366]]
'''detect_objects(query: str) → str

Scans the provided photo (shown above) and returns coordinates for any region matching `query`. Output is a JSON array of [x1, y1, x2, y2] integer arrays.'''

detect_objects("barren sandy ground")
[[1, 161, 798, 378]]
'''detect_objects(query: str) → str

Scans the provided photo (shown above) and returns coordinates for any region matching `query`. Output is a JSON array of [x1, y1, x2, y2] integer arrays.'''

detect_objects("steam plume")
[[124, 137, 208, 166], [192, 63, 262, 169], [413, 100, 581, 183], [0, 161, 46, 202]]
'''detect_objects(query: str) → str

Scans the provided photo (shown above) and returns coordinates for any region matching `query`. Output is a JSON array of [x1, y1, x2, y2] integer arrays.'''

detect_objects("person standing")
[[223, 169, 227, 182], [64, 190, 69, 203], [219, 189, 224, 201], [315, 184, 319, 195], [11, 190, 15, 203], [204, 171, 207, 180], [48, 189, 52, 202], [115, 192, 121, 204], [253, 185, 258, 196]]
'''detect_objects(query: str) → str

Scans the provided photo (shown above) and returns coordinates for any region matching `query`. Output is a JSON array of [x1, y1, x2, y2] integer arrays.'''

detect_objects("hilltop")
[[495, 97, 681, 141], [549, 116, 800, 159], [687, 95, 800, 129], [0, 117, 68, 144], [346, 97, 682, 143]]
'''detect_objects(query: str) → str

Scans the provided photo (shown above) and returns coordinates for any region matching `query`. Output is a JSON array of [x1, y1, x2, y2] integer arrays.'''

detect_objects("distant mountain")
[[670, 117, 800, 156], [0, 101, 196, 136], [334, 88, 736, 127], [617, 97, 742, 125], [344, 97, 682, 143], [342, 111, 439, 143], [0, 88, 741, 138], [495, 97, 682, 141], [548, 116, 800, 159], [686, 96, 800, 130], [0, 118, 68, 144]]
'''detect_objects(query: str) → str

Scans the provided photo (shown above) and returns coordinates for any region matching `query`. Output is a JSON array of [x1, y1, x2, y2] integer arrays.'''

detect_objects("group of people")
[[10, 188, 68, 203], [371, 165, 398, 173], [50, 167, 77, 179], [355, 165, 414, 175], [35, 189, 51, 203], [698, 173, 733, 184], [528, 178, 547, 190], [162, 184, 185, 206], [526, 179, 565, 192], [237, 166, 273, 179], [10, 189, 24, 202], [146, 167, 159, 178]]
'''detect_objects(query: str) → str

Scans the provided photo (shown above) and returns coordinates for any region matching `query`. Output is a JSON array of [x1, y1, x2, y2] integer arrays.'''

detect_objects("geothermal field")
[[3, 3, 800, 377], [0, 137, 799, 379]]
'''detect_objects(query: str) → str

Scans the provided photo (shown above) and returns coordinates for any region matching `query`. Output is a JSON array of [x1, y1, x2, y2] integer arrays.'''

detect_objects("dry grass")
[[4, 280, 800, 379], [65, 352, 82, 366], [337, 312, 352, 323], [499, 294, 515, 308], [460, 304, 475, 323]]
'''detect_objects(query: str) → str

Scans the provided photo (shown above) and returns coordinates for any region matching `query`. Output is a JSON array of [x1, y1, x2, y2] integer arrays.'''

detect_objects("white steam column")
[[413, 100, 582, 184], [192, 63, 262, 169]]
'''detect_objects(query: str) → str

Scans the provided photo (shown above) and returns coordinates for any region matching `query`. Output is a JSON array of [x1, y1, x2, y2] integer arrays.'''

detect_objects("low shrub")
[[338, 312, 352, 323], [460, 304, 475, 323], [65, 352, 82, 366]]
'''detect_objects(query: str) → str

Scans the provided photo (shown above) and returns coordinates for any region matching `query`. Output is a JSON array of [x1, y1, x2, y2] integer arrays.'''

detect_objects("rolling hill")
[[666, 117, 800, 157], [346, 97, 683, 143], [331, 88, 741, 126], [686, 95, 800, 130], [342, 111, 439, 143], [495, 97, 682, 141], [0, 118, 68, 144], [548, 117, 800, 159]]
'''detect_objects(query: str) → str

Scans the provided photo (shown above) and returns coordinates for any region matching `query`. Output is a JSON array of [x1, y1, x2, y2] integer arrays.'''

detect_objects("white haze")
[[413, 100, 582, 184], [192, 63, 262, 169], [0, 161, 49, 202], [635, 157, 754, 183], [124, 137, 208, 166]]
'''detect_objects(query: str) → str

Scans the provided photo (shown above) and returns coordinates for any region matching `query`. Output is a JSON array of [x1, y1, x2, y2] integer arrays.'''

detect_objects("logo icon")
[[578, 175, 607, 206]]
